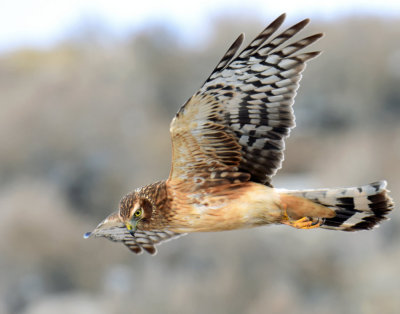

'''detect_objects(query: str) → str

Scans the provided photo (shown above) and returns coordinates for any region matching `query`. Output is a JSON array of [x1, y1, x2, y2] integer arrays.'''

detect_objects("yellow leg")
[[281, 203, 323, 229]]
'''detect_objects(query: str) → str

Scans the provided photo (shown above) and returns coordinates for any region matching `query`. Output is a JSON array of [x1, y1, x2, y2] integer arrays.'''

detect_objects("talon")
[[281, 202, 323, 229], [283, 216, 323, 229], [311, 218, 323, 227]]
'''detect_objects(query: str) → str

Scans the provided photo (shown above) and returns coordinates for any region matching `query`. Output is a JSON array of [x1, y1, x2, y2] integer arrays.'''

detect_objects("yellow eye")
[[134, 208, 142, 218]]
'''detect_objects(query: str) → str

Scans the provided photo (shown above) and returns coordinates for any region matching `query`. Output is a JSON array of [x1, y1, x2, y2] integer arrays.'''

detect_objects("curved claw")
[[281, 202, 324, 229], [283, 216, 323, 229]]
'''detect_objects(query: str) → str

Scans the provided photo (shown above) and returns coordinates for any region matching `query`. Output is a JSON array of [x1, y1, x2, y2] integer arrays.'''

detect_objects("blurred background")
[[1, 1, 399, 313]]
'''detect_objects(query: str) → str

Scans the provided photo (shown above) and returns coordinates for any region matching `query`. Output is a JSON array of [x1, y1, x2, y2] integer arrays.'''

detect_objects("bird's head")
[[119, 192, 154, 236]]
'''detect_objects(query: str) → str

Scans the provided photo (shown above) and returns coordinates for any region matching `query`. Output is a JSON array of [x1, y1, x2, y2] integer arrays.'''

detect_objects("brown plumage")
[[84, 14, 394, 255]]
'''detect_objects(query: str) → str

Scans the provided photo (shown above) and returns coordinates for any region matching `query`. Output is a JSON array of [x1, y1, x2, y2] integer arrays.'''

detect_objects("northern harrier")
[[84, 14, 394, 255]]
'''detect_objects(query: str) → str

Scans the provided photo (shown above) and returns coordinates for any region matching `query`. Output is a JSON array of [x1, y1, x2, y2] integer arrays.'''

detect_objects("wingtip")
[[277, 13, 287, 21], [312, 32, 325, 40], [269, 13, 286, 29], [83, 232, 92, 239]]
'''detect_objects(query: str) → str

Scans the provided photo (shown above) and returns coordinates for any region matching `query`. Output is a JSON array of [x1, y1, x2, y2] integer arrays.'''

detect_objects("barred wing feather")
[[169, 13, 322, 188]]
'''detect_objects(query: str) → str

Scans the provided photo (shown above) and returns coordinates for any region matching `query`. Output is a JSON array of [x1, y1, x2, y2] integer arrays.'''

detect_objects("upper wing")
[[169, 14, 322, 187], [85, 212, 185, 255]]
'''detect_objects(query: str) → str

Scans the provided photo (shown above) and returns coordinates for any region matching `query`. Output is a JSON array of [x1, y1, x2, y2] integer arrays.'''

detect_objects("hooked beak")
[[125, 221, 137, 237]]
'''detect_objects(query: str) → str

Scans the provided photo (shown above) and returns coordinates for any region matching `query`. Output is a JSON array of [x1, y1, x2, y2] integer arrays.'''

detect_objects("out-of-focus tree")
[[0, 15, 399, 314]]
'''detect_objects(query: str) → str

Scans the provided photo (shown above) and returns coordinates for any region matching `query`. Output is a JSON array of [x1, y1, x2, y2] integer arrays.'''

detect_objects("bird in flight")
[[84, 14, 394, 255]]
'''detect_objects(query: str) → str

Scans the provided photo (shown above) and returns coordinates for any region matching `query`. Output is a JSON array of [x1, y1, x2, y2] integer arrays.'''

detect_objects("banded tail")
[[282, 181, 394, 231]]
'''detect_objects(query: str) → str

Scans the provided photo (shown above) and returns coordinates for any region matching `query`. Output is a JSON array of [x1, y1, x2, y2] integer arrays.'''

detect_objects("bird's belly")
[[169, 183, 283, 233]]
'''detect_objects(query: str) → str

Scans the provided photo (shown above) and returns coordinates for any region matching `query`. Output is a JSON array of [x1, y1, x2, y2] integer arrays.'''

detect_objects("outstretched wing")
[[169, 14, 322, 188], [84, 213, 185, 255], [91, 226, 185, 255], [123, 230, 185, 255]]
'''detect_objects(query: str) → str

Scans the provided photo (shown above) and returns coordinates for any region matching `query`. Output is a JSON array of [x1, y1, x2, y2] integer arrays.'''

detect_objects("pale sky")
[[0, 0, 399, 52]]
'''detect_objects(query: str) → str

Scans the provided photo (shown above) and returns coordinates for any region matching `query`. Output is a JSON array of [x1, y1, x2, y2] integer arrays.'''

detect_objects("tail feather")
[[284, 181, 394, 231]]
